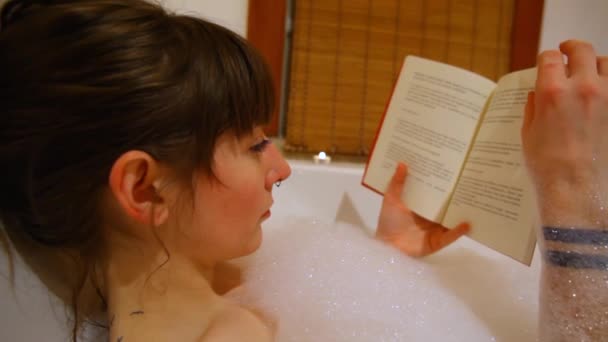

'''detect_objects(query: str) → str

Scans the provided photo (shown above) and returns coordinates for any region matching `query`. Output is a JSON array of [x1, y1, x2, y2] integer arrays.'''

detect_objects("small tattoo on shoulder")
[[130, 310, 144, 316], [117, 337, 123, 342]]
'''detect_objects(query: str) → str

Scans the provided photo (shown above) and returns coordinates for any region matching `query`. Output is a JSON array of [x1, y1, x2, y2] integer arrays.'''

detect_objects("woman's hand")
[[375, 162, 470, 257], [522, 40, 608, 226]]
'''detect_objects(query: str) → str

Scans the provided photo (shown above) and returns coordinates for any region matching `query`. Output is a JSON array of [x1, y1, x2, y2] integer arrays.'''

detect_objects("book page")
[[363, 56, 496, 222], [442, 68, 537, 264]]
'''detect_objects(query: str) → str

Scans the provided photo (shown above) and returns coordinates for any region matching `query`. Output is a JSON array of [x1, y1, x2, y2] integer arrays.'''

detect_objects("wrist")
[[544, 250, 608, 270], [535, 179, 608, 228], [539, 225, 608, 271]]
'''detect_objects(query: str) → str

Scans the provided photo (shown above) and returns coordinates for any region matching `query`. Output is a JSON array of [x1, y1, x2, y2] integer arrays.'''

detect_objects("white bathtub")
[[269, 160, 382, 234], [0, 239, 70, 341], [271, 159, 542, 263], [0, 159, 541, 341], [263, 159, 541, 341]]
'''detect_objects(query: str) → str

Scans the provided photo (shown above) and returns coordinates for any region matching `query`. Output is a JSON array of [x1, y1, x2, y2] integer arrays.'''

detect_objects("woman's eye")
[[250, 138, 271, 153]]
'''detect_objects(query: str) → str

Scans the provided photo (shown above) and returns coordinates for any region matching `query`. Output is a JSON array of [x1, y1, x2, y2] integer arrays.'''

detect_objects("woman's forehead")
[[220, 126, 264, 142]]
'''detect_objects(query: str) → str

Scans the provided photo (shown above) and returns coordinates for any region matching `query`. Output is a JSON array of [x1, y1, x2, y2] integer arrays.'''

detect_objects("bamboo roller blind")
[[285, 0, 515, 155]]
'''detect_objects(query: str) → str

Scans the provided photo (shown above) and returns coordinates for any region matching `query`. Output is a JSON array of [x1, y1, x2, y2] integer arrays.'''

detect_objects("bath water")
[[229, 216, 538, 342]]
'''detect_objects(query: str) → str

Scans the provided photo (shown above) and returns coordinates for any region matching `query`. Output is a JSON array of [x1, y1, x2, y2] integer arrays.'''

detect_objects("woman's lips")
[[261, 200, 273, 220]]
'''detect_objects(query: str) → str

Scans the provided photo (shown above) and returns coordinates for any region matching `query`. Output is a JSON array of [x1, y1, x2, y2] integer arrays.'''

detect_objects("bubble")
[[229, 217, 539, 341]]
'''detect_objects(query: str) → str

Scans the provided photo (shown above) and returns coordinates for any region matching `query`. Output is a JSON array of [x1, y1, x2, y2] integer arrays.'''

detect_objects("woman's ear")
[[108, 151, 170, 227]]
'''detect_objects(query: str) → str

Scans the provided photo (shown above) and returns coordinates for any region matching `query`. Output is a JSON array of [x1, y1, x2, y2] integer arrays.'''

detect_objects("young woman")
[[0, 1, 469, 341], [3, 1, 607, 341]]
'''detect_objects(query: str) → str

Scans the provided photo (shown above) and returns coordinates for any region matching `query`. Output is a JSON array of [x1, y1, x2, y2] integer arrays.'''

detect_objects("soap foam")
[[229, 217, 538, 342]]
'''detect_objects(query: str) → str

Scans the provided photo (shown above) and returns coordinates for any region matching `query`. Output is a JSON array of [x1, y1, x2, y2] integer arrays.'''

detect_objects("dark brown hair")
[[0, 0, 274, 339]]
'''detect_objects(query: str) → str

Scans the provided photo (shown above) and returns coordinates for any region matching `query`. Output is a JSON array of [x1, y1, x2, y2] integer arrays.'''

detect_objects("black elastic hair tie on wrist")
[[545, 250, 608, 270], [543, 226, 608, 245]]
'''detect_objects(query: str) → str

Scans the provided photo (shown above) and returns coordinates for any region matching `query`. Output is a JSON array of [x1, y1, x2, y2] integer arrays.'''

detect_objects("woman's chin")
[[242, 227, 263, 256]]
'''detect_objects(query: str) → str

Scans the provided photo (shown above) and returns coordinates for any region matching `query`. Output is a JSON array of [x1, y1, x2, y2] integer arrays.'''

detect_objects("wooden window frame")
[[247, 0, 545, 137]]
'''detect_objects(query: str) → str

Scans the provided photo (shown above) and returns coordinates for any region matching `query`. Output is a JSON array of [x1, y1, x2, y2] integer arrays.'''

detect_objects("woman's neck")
[[102, 238, 221, 341]]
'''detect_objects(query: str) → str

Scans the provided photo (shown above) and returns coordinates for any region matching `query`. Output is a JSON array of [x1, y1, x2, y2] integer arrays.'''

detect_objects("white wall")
[[539, 0, 608, 54], [160, 0, 249, 37]]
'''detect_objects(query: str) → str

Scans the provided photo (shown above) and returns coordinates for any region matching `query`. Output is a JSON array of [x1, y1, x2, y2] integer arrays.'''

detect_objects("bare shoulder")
[[198, 305, 273, 342]]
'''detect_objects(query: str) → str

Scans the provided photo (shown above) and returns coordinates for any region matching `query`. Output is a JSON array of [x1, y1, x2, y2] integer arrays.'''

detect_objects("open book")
[[362, 56, 538, 265]]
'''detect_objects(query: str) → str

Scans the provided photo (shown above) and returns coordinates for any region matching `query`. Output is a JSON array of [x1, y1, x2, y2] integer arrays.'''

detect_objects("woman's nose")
[[265, 144, 291, 189], [275, 153, 291, 182]]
